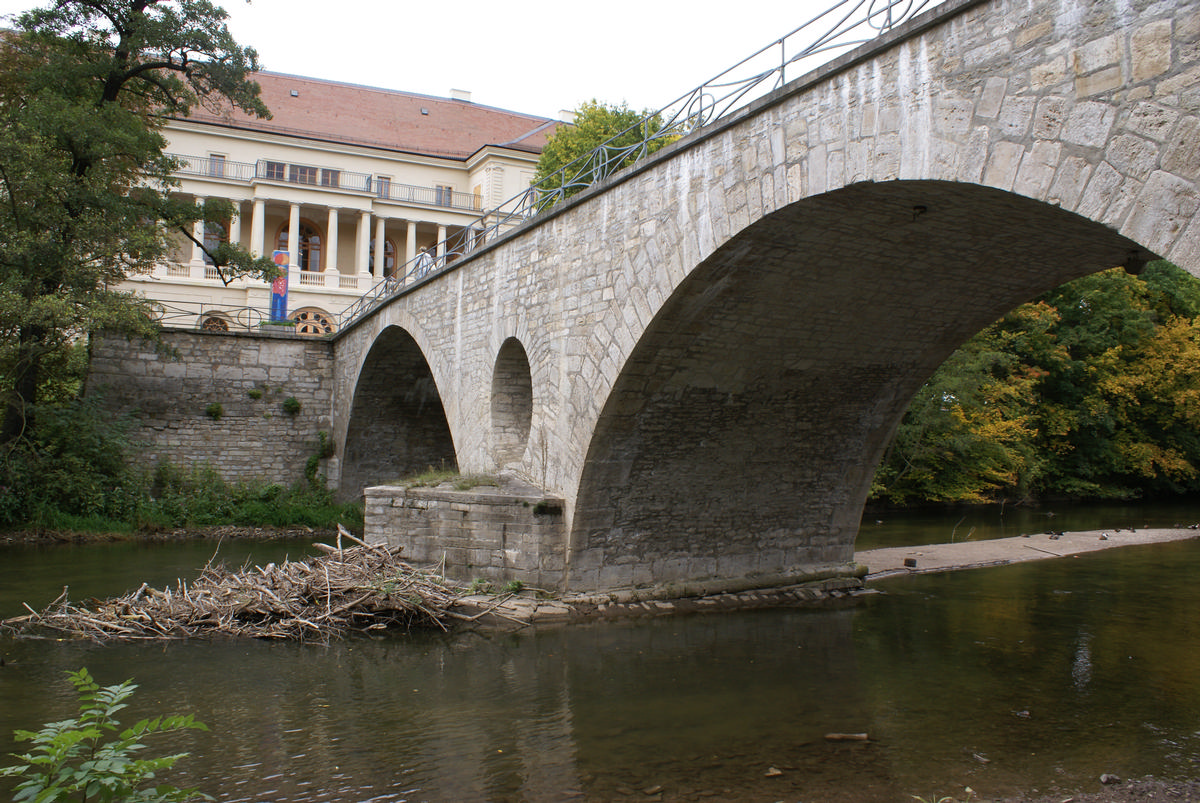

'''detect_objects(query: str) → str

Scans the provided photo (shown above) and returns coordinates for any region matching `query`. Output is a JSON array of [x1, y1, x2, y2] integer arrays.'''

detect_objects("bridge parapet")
[[336, 0, 947, 329]]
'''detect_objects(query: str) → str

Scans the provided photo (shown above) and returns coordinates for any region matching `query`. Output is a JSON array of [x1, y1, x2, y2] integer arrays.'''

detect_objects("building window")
[[202, 219, 230, 265], [264, 161, 285, 181], [376, 176, 391, 199], [368, 239, 397, 278], [276, 219, 322, 272], [435, 184, 454, 206], [290, 165, 317, 185], [208, 154, 226, 178], [321, 168, 340, 188]]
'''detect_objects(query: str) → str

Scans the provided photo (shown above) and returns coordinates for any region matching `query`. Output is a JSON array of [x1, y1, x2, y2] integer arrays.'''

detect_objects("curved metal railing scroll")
[[338, 0, 935, 328]]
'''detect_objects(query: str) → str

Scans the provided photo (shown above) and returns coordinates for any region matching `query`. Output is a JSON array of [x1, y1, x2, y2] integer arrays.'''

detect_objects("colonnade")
[[185, 195, 455, 281]]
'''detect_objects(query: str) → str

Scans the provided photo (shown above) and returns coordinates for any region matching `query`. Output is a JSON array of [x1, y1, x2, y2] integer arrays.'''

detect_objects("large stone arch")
[[566, 180, 1148, 592], [339, 325, 458, 499]]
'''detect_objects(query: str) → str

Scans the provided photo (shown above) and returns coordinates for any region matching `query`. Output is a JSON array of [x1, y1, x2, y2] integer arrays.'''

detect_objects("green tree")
[[1033, 262, 1200, 498], [872, 302, 1062, 505], [872, 262, 1200, 505], [0, 0, 274, 444], [533, 99, 676, 205]]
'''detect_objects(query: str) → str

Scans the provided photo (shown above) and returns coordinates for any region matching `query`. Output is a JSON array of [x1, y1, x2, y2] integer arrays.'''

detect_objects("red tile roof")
[[181, 71, 558, 160]]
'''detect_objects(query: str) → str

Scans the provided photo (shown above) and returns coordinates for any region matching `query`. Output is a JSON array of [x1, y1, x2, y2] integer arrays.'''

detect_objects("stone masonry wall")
[[87, 329, 335, 487]]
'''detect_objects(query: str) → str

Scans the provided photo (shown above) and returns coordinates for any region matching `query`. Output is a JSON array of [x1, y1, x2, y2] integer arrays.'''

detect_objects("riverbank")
[[0, 523, 337, 545], [857, 525, 1200, 580], [9, 523, 1200, 631]]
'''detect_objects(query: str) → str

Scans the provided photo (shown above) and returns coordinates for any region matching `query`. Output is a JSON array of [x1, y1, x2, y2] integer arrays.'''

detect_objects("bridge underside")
[[567, 181, 1150, 592]]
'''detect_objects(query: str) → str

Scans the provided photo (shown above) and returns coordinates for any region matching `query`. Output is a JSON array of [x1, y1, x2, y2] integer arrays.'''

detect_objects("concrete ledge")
[[560, 560, 866, 605], [858, 527, 1200, 580], [452, 574, 866, 628]]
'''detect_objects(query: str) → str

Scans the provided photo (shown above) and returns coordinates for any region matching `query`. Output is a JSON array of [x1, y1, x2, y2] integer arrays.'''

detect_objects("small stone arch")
[[340, 325, 457, 498], [490, 337, 533, 467]]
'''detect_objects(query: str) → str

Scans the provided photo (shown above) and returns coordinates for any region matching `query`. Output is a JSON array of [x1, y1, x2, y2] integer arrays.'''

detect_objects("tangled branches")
[[2, 533, 468, 641]]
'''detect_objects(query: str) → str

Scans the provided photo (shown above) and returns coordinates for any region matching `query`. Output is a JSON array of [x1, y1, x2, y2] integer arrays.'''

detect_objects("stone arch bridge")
[[331, 0, 1200, 594]]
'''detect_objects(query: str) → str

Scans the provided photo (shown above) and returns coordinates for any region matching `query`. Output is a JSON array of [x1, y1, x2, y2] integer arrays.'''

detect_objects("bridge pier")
[[366, 479, 568, 590]]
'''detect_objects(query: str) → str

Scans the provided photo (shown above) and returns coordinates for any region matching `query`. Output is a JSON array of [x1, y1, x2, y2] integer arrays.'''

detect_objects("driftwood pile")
[[1, 529, 471, 641]]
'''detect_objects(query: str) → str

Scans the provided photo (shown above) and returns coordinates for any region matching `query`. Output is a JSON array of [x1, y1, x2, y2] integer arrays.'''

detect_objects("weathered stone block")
[[1076, 67, 1123, 97], [1132, 20, 1173, 82], [1063, 101, 1118, 147]]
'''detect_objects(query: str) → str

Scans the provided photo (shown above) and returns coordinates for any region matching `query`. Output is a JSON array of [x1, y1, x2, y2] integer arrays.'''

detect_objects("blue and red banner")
[[270, 250, 290, 321]]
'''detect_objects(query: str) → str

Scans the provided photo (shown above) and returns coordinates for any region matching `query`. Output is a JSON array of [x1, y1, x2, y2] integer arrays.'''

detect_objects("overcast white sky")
[[0, 0, 945, 119]]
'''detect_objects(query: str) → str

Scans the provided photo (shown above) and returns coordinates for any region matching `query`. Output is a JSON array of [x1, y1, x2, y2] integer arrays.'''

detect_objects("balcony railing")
[[171, 153, 257, 182], [151, 300, 269, 332], [376, 180, 481, 210], [167, 154, 481, 211]]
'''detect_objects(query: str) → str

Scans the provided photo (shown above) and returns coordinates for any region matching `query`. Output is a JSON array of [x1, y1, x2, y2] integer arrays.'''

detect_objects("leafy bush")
[[0, 397, 140, 527], [139, 461, 360, 531], [0, 668, 210, 802]]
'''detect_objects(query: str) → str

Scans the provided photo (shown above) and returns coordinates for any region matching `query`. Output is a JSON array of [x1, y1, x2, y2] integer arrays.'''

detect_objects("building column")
[[405, 220, 417, 266], [356, 211, 371, 277], [374, 216, 387, 277], [189, 195, 206, 278], [436, 224, 447, 262], [325, 208, 339, 274], [250, 198, 265, 258]]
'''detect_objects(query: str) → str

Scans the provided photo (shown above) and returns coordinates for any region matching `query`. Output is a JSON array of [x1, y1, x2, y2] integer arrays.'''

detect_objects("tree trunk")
[[2, 326, 45, 444]]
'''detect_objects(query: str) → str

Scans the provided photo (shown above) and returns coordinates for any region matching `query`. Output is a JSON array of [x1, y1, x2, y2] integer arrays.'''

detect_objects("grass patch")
[[15, 510, 140, 539], [138, 463, 362, 531], [454, 474, 498, 491], [397, 468, 498, 491]]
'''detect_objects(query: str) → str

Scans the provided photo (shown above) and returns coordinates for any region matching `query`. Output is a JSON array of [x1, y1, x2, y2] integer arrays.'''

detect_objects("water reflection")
[[3, 530, 1200, 801], [857, 499, 1200, 550]]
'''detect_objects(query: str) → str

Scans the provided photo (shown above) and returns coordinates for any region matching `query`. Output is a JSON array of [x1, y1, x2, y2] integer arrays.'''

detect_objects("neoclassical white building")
[[129, 72, 557, 335]]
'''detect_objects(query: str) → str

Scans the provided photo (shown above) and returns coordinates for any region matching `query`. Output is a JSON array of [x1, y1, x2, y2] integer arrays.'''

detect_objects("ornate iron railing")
[[337, 0, 936, 328], [150, 300, 269, 332]]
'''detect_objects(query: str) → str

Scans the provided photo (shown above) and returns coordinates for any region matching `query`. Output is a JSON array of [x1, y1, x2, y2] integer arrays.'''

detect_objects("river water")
[[2, 505, 1200, 802]]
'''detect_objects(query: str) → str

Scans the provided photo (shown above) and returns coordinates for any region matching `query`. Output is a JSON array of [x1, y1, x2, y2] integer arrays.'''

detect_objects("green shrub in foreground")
[[1, 668, 210, 802]]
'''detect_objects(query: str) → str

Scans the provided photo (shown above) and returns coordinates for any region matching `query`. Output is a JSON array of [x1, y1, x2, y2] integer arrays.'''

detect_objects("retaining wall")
[[87, 328, 336, 487]]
